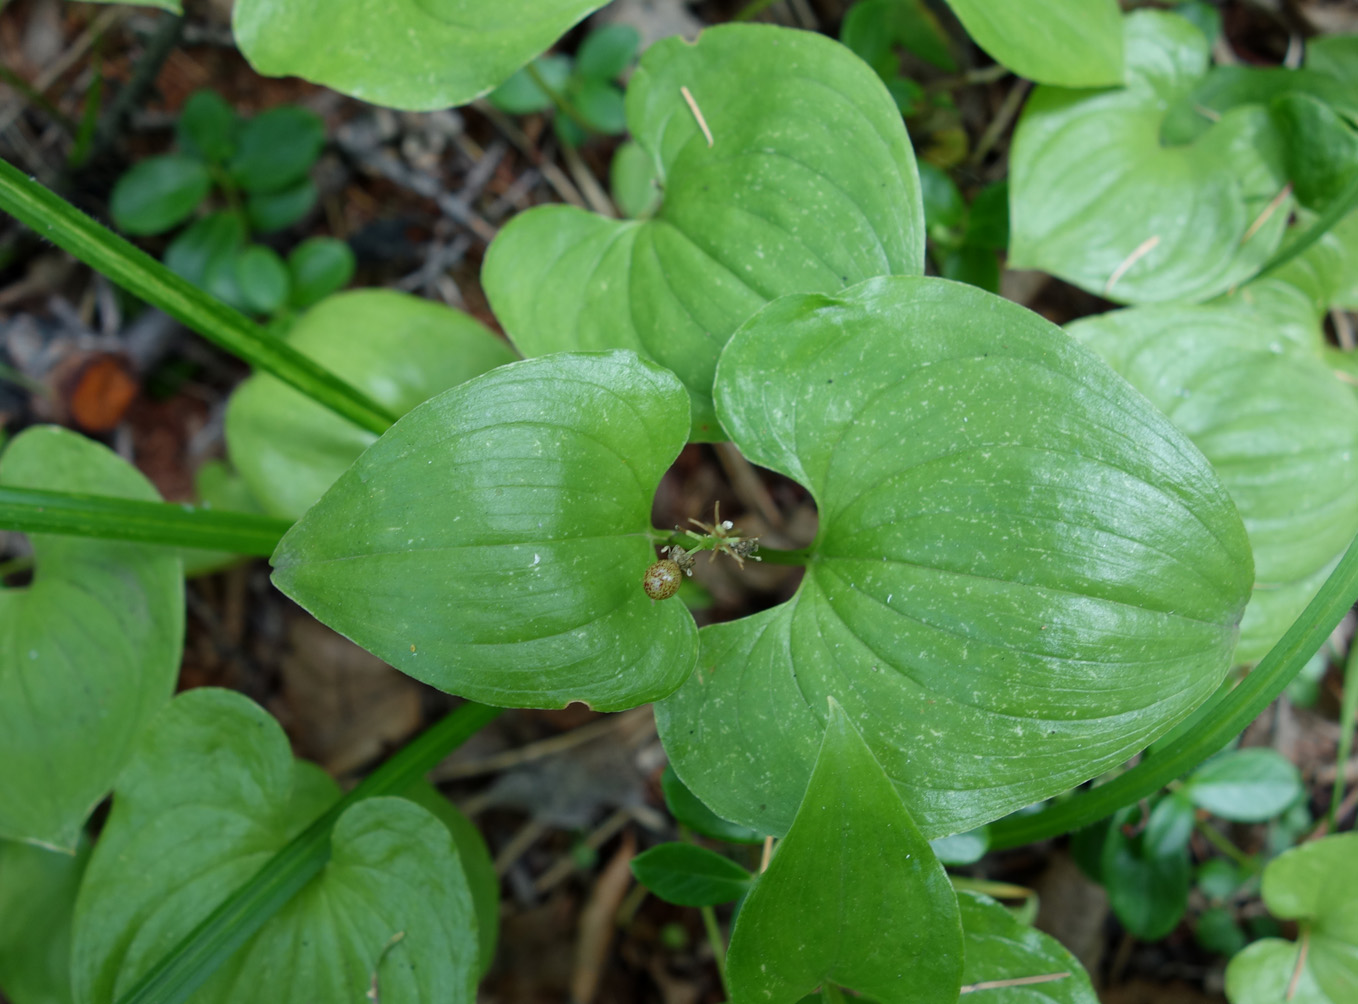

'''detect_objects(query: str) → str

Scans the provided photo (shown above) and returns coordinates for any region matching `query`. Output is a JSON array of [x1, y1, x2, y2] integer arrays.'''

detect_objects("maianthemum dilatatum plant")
[[3, 2, 1358, 1003]]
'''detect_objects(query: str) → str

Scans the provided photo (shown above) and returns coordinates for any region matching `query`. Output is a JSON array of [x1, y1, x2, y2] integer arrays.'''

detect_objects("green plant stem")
[[114, 701, 503, 1004], [733, 0, 779, 21], [700, 904, 729, 996], [1195, 819, 1255, 872], [0, 157, 397, 436], [989, 529, 1358, 849], [522, 60, 595, 136], [1255, 170, 1358, 281], [0, 487, 291, 556], [1329, 639, 1358, 832]]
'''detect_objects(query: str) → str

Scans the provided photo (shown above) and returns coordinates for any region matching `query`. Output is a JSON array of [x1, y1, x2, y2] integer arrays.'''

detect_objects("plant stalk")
[[114, 701, 503, 1004], [0, 157, 398, 436], [0, 487, 291, 556]]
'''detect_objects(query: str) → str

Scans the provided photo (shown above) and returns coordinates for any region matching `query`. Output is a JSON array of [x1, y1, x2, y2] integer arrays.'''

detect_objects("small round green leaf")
[[0, 836, 90, 1004], [270, 350, 699, 711], [1225, 834, 1358, 1004], [609, 140, 660, 220], [661, 766, 764, 845], [630, 843, 753, 907], [0, 427, 182, 849], [488, 55, 573, 115], [568, 78, 625, 135], [1070, 303, 1358, 662], [234, 243, 291, 315], [575, 24, 639, 81], [658, 277, 1253, 839], [246, 176, 318, 233], [1010, 10, 1291, 304], [110, 154, 212, 236], [163, 210, 246, 288], [725, 700, 963, 1004], [287, 236, 355, 309], [1186, 749, 1303, 822], [232, 0, 606, 111], [483, 23, 924, 440], [943, 0, 1123, 87], [176, 90, 237, 165], [957, 890, 1099, 1003], [227, 106, 324, 195], [70, 689, 478, 1004], [227, 289, 517, 519]]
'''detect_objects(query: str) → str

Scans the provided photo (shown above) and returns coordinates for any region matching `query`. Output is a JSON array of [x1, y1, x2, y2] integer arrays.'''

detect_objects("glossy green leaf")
[[1225, 834, 1358, 1004], [1185, 748, 1301, 822], [1145, 792, 1195, 858], [660, 766, 763, 845], [0, 427, 182, 849], [942, 0, 1123, 87], [938, 245, 1000, 293], [1159, 66, 1358, 148], [110, 155, 211, 236], [609, 140, 660, 220], [245, 177, 317, 233], [1271, 92, 1358, 211], [568, 78, 625, 135], [234, 244, 290, 315], [286, 236, 355, 309], [1102, 807, 1190, 940], [930, 828, 989, 867], [271, 350, 699, 711], [227, 289, 516, 520], [176, 90, 236, 165], [0, 837, 89, 1004], [227, 106, 324, 195], [232, 0, 605, 111], [630, 843, 753, 907], [575, 24, 639, 81], [1009, 10, 1291, 304], [657, 276, 1253, 839], [163, 211, 245, 289], [1070, 303, 1358, 662], [487, 55, 572, 115], [71, 689, 478, 1004], [957, 891, 1098, 1003], [725, 701, 963, 1004], [483, 24, 924, 440], [400, 781, 499, 977], [840, 0, 956, 75]]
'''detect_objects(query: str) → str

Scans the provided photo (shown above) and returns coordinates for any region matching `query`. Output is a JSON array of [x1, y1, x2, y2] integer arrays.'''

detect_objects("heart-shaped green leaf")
[[0, 836, 89, 1004], [1009, 9, 1290, 304], [71, 688, 478, 1004], [226, 290, 518, 520], [1224, 834, 1358, 1004], [271, 350, 698, 711], [957, 890, 1098, 1003], [725, 700, 963, 1004], [657, 277, 1253, 839], [1070, 303, 1358, 662], [0, 427, 183, 850], [483, 23, 924, 440], [232, 0, 606, 111], [942, 0, 1123, 87]]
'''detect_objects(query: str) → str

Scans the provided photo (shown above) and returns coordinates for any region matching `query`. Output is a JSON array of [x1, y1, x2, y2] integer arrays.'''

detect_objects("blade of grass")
[[989, 530, 1358, 849], [1329, 637, 1358, 832], [0, 487, 291, 555], [1254, 169, 1358, 281], [0, 157, 397, 435], [114, 700, 503, 1004]]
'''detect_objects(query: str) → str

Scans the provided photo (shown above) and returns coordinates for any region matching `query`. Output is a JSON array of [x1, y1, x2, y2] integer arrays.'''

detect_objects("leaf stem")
[[988, 528, 1358, 849], [522, 60, 595, 137], [1194, 818, 1255, 872], [0, 156, 397, 435], [1328, 639, 1358, 833], [0, 487, 292, 556], [113, 701, 503, 1004]]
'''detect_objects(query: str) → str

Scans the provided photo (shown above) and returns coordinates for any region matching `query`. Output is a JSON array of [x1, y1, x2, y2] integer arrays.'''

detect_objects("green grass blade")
[[114, 701, 503, 1004], [0, 157, 397, 435], [990, 529, 1358, 849], [0, 486, 292, 555]]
